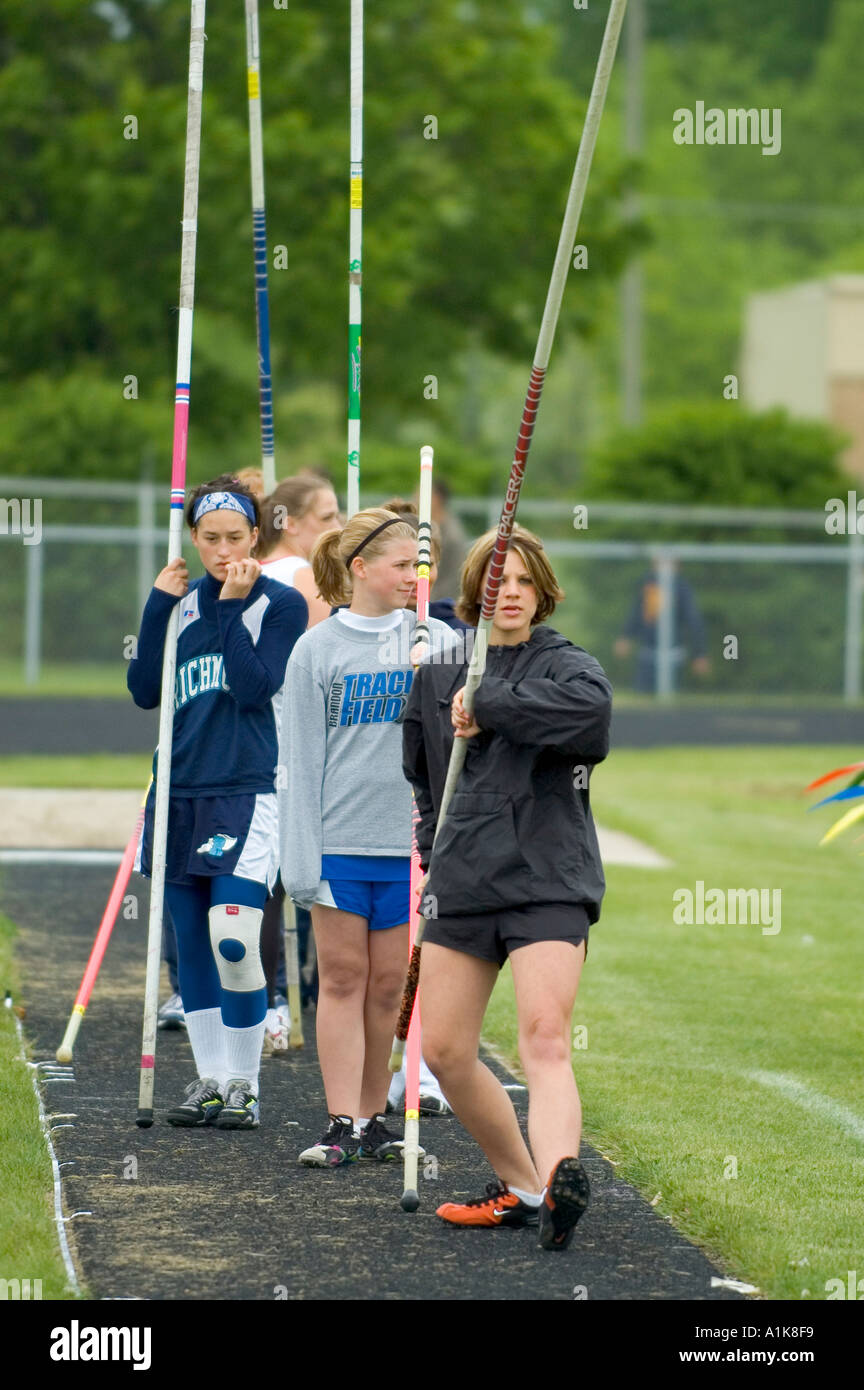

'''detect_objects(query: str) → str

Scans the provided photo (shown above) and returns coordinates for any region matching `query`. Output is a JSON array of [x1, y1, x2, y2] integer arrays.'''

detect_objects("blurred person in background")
[[429, 478, 470, 600], [614, 557, 709, 694]]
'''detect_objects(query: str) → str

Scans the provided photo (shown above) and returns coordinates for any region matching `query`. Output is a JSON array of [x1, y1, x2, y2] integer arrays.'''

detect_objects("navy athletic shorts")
[[137, 790, 278, 888]]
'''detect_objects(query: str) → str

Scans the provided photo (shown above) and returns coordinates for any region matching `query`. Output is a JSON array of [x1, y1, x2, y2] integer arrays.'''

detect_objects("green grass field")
[[0, 755, 151, 789], [486, 745, 864, 1299], [2, 746, 863, 1299], [0, 663, 129, 698], [0, 910, 84, 1299]]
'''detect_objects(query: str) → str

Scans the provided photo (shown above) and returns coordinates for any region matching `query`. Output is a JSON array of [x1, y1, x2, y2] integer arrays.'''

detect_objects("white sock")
[[510, 1185, 543, 1208], [224, 1023, 265, 1094], [184, 1008, 225, 1086]]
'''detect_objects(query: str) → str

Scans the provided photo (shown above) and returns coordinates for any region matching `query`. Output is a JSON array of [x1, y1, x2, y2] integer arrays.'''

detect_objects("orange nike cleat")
[[437, 1180, 540, 1229]]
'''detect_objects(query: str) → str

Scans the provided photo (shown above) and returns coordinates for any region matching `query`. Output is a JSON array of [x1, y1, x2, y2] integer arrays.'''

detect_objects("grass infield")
[[486, 745, 864, 1300], [0, 755, 152, 788], [0, 662, 128, 698], [0, 907, 83, 1299]]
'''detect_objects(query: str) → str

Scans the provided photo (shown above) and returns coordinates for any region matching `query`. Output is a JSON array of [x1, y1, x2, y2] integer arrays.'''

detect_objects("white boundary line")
[[745, 1068, 864, 1143], [8, 1007, 84, 1295]]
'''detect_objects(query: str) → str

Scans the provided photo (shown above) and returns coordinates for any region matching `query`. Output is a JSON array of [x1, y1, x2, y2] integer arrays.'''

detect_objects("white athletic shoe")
[[157, 992, 186, 1031], [262, 1002, 291, 1055]]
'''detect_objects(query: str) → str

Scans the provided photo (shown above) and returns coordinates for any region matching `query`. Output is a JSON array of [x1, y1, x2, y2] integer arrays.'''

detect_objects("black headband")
[[344, 515, 413, 570]]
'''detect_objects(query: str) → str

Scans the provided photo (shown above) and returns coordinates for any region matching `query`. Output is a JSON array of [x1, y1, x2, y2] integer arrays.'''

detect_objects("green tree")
[[0, 0, 636, 483], [583, 403, 848, 508]]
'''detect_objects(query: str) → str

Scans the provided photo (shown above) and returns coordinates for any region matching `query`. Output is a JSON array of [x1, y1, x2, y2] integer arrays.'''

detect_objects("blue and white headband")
[[191, 491, 257, 527]]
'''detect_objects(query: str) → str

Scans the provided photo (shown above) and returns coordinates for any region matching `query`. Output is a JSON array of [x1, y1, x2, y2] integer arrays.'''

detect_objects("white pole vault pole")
[[136, 0, 207, 1127]]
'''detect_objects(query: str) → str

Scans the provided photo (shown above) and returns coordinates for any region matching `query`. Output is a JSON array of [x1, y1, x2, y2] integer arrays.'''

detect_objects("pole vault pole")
[[244, 0, 304, 1039], [400, 445, 434, 1213], [136, 0, 207, 1127], [391, 0, 629, 1061], [244, 0, 276, 494], [346, 0, 363, 517], [57, 782, 151, 1064]]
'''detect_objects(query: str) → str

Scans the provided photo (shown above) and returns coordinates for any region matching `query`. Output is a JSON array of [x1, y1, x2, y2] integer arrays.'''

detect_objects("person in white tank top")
[[257, 471, 340, 626]]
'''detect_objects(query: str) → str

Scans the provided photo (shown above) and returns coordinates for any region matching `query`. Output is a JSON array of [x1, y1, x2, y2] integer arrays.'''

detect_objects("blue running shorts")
[[315, 855, 410, 931]]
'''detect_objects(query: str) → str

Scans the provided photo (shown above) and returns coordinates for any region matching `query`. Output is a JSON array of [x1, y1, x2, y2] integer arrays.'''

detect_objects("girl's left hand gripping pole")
[[137, 1, 207, 1127]]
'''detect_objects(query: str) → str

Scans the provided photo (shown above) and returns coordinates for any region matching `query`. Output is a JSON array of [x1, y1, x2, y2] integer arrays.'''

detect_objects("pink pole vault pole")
[[56, 783, 151, 1064], [399, 444, 433, 1213]]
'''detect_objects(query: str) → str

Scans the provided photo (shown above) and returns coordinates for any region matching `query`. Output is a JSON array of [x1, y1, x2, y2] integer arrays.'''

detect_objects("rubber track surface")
[[4, 866, 747, 1302]]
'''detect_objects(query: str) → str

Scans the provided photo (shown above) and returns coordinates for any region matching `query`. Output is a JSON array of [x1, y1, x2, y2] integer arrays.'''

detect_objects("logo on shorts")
[[196, 834, 238, 859]]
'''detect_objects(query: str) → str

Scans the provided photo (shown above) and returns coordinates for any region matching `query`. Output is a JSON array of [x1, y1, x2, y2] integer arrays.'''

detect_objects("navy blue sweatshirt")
[[128, 571, 308, 797]]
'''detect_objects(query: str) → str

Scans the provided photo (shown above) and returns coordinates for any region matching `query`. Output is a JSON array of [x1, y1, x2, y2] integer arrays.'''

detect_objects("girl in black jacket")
[[402, 524, 612, 1250]]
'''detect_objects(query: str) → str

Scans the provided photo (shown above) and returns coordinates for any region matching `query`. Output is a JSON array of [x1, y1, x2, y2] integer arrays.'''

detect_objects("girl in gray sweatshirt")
[[277, 507, 458, 1166]]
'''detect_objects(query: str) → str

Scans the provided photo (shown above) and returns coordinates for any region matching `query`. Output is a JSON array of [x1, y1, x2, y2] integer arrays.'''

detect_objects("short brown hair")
[[456, 524, 564, 626]]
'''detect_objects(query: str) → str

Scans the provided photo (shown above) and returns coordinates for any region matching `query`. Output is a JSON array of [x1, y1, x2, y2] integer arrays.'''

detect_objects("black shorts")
[[422, 901, 590, 969]]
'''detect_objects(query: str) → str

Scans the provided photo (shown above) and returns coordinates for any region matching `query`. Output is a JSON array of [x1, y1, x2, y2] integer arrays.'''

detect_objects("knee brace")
[[208, 903, 265, 993]]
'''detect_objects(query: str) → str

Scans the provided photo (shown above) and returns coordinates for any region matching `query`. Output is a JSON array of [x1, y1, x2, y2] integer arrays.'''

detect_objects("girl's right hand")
[[451, 686, 481, 739], [154, 557, 189, 597]]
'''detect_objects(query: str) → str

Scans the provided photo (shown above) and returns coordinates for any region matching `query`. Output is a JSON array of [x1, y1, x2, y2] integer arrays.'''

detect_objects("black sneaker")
[[419, 1092, 452, 1116], [165, 1077, 223, 1127], [357, 1113, 424, 1162], [216, 1079, 259, 1129], [299, 1115, 358, 1166], [538, 1157, 591, 1251]]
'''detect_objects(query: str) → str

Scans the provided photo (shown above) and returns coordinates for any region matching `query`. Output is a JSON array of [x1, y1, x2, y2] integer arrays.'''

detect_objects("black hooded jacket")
[[402, 626, 612, 920]]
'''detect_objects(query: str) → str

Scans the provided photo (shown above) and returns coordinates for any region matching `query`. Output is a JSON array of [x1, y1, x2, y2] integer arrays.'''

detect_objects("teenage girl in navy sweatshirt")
[[128, 474, 307, 1129]]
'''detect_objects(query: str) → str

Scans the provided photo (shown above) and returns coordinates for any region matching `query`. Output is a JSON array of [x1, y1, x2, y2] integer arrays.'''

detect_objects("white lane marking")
[[746, 1069, 864, 1143], [7, 1019, 83, 1294], [711, 1276, 759, 1294], [597, 825, 672, 869]]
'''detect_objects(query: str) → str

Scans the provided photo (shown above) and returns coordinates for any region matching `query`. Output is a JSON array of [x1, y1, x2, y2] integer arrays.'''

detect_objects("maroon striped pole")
[[392, 0, 628, 1042]]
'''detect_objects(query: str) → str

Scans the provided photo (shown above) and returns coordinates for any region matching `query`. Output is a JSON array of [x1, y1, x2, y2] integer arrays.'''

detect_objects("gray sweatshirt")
[[277, 610, 460, 907]]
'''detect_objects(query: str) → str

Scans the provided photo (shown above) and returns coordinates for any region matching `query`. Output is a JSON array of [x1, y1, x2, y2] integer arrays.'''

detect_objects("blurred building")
[[741, 275, 864, 479]]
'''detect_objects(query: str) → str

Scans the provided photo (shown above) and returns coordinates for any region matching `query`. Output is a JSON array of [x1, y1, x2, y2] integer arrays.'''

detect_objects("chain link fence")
[[1, 478, 860, 700]]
